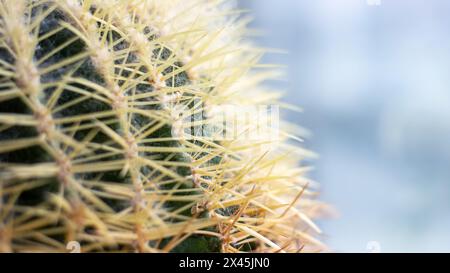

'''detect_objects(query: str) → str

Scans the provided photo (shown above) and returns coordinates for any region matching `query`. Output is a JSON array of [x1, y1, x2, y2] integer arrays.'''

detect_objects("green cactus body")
[[0, 0, 326, 253]]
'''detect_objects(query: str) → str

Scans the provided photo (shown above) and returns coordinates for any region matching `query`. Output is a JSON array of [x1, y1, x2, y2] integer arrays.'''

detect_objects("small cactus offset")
[[0, 0, 326, 252]]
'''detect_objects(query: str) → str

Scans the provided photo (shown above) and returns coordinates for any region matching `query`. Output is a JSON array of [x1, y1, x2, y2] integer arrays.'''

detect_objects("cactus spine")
[[0, 0, 326, 252]]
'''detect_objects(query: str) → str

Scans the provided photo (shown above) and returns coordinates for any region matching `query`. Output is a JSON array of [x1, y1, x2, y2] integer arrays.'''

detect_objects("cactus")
[[0, 0, 326, 253]]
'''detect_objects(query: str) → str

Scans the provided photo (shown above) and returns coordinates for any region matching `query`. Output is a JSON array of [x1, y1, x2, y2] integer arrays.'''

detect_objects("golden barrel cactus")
[[0, 0, 326, 252]]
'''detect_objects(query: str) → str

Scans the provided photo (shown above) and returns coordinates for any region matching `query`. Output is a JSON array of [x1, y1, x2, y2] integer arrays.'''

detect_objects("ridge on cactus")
[[0, 0, 328, 253]]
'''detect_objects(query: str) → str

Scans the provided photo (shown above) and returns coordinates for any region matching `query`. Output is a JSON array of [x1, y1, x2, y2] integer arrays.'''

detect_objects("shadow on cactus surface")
[[0, 0, 329, 253]]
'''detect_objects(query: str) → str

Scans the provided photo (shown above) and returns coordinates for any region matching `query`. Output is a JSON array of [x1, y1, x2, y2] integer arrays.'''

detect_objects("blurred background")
[[239, 0, 450, 252]]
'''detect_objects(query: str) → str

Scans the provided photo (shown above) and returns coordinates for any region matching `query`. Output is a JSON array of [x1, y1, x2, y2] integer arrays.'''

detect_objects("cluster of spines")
[[0, 0, 327, 253]]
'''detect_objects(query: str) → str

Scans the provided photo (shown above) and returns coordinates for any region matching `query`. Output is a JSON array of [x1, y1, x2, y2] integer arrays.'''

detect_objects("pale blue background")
[[240, 0, 450, 252]]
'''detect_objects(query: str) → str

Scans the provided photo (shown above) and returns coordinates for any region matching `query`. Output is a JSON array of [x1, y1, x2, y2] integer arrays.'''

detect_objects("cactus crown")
[[0, 0, 325, 252]]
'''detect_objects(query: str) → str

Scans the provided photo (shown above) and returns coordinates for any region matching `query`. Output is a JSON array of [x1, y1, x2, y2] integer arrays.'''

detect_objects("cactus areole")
[[0, 0, 326, 253]]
